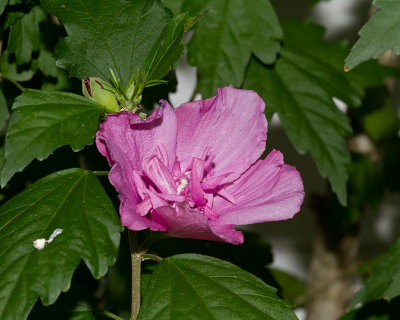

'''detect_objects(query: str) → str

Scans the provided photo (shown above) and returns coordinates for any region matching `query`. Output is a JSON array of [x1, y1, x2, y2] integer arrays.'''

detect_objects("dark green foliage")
[[350, 239, 400, 308], [244, 20, 358, 205], [340, 297, 400, 320], [346, 0, 400, 69], [186, 0, 282, 98], [41, 0, 172, 85], [0, 169, 121, 320], [139, 254, 298, 320], [144, 13, 188, 81], [7, 6, 45, 65], [1, 90, 104, 186]]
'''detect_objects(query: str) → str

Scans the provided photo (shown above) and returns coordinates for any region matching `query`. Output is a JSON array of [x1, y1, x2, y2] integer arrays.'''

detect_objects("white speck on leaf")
[[48, 228, 63, 243], [33, 228, 63, 250], [33, 239, 46, 250]]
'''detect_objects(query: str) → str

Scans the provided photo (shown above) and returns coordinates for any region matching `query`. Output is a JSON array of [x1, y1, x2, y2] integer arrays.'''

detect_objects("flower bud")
[[82, 77, 119, 113]]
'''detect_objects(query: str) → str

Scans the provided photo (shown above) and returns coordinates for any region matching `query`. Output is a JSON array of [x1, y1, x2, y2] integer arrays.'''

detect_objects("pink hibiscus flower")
[[96, 87, 304, 244]]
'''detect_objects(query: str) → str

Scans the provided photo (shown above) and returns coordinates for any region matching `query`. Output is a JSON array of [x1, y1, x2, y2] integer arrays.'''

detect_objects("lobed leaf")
[[350, 238, 400, 308], [244, 20, 357, 205], [186, 0, 282, 98], [0, 168, 121, 320], [7, 6, 45, 65], [139, 254, 298, 320], [36, 49, 58, 78], [345, 0, 400, 70], [0, 51, 35, 82], [41, 0, 172, 86], [1, 90, 104, 187]]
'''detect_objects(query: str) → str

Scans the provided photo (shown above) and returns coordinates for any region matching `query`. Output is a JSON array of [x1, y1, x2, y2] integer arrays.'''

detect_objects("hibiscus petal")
[[109, 165, 165, 231], [175, 87, 267, 183], [190, 158, 207, 206], [95, 102, 177, 232], [209, 223, 244, 245], [142, 156, 177, 194], [96, 101, 177, 171], [151, 204, 240, 243], [214, 150, 305, 225]]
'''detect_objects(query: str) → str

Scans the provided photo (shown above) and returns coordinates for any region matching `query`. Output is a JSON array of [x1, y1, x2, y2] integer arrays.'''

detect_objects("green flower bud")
[[82, 77, 120, 113], [126, 80, 136, 101]]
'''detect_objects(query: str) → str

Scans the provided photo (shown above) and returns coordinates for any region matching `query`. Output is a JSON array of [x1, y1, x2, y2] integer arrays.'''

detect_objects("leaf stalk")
[[128, 230, 144, 320]]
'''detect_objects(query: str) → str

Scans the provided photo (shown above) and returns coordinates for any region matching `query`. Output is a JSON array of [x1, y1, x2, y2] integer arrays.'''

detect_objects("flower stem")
[[93, 170, 109, 176], [128, 230, 142, 320], [104, 310, 127, 320], [0, 74, 25, 92]]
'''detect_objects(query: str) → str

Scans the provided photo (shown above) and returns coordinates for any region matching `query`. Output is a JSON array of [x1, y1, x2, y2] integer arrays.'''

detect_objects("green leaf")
[[273, 20, 400, 100], [28, 281, 96, 320], [0, 88, 9, 131], [340, 298, 400, 320], [187, 0, 282, 98], [139, 254, 297, 320], [161, 0, 183, 15], [1, 90, 104, 187], [181, 0, 211, 16], [363, 105, 400, 142], [244, 20, 354, 205], [345, 0, 400, 70], [269, 268, 307, 306], [0, 168, 121, 320], [37, 49, 58, 78], [309, 0, 329, 6], [350, 238, 400, 308], [346, 61, 400, 92], [41, 0, 172, 86], [278, 20, 361, 107], [144, 13, 187, 81], [7, 6, 46, 65], [0, 0, 7, 15], [0, 51, 35, 82], [41, 70, 71, 92]]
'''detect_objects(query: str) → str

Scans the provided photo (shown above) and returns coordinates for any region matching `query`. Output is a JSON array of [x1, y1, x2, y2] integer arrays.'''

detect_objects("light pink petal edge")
[[174, 87, 267, 183], [214, 150, 305, 225]]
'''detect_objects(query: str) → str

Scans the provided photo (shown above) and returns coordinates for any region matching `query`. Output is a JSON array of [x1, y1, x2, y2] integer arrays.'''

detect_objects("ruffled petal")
[[95, 102, 177, 231], [209, 223, 244, 245], [214, 150, 304, 225], [104, 142, 165, 231], [151, 204, 241, 244], [190, 158, 207, 206], [96, 101, 177, 171], [109, 165, 165, 231], [175, 87, 267, 183], [142, 156, 177, 194]]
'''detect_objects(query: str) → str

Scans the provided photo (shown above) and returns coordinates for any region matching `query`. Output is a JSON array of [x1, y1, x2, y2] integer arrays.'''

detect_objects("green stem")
[[93, 170, 109, 176], [138, 231, 165, 251], [0, 74, 25, 92], [128, 230, 143, 320], [142, 253, 163, 262], [103, 310, 127, 320]]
